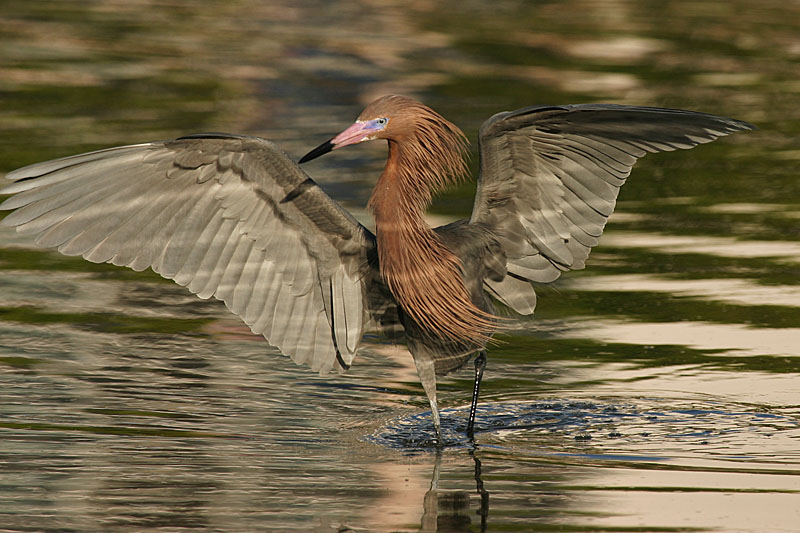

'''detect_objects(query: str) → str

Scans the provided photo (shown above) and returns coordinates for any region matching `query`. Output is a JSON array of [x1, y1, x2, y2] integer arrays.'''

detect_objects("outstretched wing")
[[471, 104, 754, 315], [0, 133, 388, 374]]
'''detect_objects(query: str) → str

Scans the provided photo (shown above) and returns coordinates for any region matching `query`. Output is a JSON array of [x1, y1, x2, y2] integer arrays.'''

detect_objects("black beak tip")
[[299, 140, 334, 164]]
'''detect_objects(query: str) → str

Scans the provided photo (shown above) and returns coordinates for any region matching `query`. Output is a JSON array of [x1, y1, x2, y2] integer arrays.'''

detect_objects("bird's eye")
[[376, 117, 388, 126]]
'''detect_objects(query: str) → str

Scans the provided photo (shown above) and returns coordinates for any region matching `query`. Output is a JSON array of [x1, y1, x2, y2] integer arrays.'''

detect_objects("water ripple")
[[368, 399, 800, 455]]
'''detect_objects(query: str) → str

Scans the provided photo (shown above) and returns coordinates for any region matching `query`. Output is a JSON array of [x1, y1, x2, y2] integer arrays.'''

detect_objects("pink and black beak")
[[299, 118, 387, 164]]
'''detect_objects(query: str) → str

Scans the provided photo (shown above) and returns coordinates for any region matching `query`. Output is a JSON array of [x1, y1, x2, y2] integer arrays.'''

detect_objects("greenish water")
[[1, 1, 798, 531]]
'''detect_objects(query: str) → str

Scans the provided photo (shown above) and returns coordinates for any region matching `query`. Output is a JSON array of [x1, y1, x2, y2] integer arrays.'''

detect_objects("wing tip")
[[725, 117, 758, 133]]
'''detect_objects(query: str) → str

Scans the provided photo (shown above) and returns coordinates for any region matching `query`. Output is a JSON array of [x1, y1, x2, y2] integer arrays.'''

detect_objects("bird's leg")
[[467, 351, 487, 439], [414, 356, 442, 444]]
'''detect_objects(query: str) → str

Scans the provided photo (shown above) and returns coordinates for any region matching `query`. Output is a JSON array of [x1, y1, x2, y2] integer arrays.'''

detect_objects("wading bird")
[[0, 95, 753, 442]]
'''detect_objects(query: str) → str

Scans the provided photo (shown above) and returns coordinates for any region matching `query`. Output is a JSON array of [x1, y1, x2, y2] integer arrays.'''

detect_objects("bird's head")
[[299, 95, 466, 164]]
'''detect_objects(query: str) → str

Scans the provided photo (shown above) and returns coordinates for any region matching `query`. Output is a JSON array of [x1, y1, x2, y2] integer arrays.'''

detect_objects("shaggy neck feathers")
[[367, 101, 496, 346]]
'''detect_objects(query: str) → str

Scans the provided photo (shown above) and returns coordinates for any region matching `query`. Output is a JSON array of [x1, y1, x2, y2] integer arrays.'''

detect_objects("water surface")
[[1, 1, 799, 531]]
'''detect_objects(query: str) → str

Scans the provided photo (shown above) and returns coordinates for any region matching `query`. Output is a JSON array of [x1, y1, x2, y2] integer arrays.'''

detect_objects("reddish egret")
[[0, 95, 753, 442]]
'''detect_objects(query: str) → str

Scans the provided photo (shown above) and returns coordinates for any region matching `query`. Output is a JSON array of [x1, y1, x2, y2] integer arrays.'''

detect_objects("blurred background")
[[0, 1, 798, 531]]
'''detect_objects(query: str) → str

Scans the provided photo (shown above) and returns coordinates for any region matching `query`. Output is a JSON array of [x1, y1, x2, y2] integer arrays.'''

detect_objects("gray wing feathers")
[[484, 275, 537, 315], [474, 104, 754, 314], [1, 134, 375, 374], [323, 264, 363, 366], [2, 145, 151, 194]]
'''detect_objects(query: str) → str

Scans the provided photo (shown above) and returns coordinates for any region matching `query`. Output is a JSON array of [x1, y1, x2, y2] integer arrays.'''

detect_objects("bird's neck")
[[368, 140, 494, 346], [368, 140, 434, 229]]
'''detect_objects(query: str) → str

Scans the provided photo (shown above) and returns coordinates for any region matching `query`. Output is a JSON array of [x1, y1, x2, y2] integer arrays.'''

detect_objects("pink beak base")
[[299, 120, 378, 164], [331, 121, 373, 149]]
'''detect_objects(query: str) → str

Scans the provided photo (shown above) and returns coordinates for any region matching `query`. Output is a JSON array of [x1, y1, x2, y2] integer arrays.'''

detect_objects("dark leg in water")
[[467, 351, 487, 438]]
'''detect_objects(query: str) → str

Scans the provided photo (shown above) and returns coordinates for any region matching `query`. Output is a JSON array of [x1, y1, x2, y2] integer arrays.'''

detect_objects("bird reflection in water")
[[0, 95, 753, 443], [419, 451, 489, 533]]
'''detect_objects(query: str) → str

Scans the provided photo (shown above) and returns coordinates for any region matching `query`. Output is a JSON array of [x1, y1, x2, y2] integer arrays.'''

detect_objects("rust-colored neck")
[[369, 139, 495, 346]]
